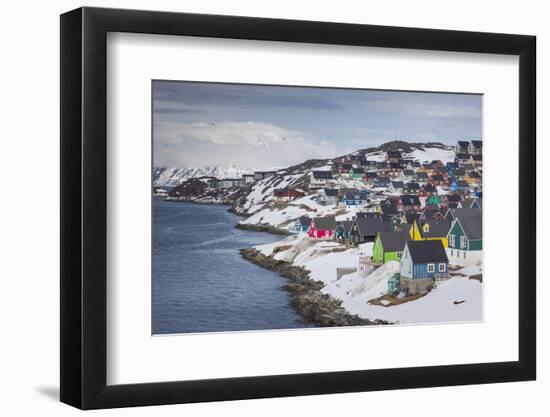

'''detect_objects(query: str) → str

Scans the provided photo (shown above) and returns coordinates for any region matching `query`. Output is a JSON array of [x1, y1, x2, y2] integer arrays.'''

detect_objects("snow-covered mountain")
[[154, 165, 271, 187]]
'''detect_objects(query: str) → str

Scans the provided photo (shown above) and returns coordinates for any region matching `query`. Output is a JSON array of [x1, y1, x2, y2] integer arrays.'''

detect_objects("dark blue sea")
[[152, 198, 312, 334]]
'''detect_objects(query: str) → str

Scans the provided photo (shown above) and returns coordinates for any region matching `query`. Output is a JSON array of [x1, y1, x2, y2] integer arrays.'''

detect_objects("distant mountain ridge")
[[154, 141, 454, 187], [154, 166, 267, 187]]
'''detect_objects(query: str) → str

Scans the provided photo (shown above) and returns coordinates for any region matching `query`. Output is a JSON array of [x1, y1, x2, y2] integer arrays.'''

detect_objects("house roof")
[[472, 154, 483, 161], [471, 140, 482, 149], [312, 171, 333, 179], [337, 220, 354, 233], [461, 197, 482, 209], [423, 208, 444, 220], [379, 231, 410, 252], [312, 216, 336, 230], [391, 181, 405, 188], [343, 190, 369, 200], [389, 162, 401, 169], [405, 182, 420, 191], [420, 219, 451, 238], [456, 216, 482, 240], [416, 172, 429, 180], [401, 195, 421, 206], [406, 240, 449, 263], [431, 174, 444, 182], [354, 217, 391, 236], [446, 194, 462, 202], [456, 153, 471, 160], [323, 188, 339, 197], [403, 169, 415, 176], [458, 141, 470, 149], [447, 207, 482, 221], [374, 176, 390, 186], [423, 183, 437, 193], [297, 216, 311, 228]]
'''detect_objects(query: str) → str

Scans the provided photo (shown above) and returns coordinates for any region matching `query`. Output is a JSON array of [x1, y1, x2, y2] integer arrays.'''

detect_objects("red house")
[[308, 217, 337, 239], [273, 187, 305, 201]]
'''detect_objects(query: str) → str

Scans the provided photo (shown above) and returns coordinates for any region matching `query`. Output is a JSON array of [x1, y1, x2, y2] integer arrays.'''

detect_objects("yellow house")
[[415, 219, 450, 248]]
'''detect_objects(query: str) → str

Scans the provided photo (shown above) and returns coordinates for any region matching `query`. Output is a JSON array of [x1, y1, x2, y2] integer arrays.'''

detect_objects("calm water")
[[152, 198, 312, 334]]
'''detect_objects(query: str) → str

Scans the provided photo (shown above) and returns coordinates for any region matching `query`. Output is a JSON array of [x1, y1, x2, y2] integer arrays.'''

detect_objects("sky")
[[153, 81, 482, 169]]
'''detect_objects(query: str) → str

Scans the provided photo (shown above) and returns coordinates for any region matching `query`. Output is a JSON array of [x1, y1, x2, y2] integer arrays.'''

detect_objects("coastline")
[[240, 248, 392, 327]]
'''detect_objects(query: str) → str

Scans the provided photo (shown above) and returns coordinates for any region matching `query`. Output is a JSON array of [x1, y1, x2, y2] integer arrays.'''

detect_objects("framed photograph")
[[60, 7, 536, 409]]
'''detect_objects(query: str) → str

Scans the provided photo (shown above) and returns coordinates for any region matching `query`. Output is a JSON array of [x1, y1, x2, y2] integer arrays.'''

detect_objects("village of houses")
[[161, 140, 483, 324]]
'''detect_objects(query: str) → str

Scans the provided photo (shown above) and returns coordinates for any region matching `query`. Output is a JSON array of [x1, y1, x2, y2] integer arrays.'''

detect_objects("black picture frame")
[[60, 6, 536, 410]]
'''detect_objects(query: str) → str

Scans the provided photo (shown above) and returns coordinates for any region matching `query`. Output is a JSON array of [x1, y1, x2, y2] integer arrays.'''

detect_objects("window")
[[464, 251, 466, 259], [427, 264, 435, 272], [460, 235, 467, 249], [449, 234, 455, 247], [438, 263, 446, 272], [450, 249, 454, 256], [397, 252, 401, 259]]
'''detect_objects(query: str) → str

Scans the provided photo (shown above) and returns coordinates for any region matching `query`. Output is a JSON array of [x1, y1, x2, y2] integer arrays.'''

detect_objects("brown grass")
[[368, 291, 428, 307], [469, 273, 483, 282]]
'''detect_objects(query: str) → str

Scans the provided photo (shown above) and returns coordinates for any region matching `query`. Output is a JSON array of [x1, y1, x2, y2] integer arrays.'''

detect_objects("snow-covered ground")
[[255, 235, 482, 325]]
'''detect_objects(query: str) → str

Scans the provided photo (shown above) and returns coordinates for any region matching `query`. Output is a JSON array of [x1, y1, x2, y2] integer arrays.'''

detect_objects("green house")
[[335, 220, 353, 242], [425, 195, 440, 207], [372, 230, 410, 264], [447, 216, 482, 266]]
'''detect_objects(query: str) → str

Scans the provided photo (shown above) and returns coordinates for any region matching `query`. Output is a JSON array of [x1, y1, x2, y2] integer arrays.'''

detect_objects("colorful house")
[[419, 219, 451, 248], [400, 240, 449, 295], [447, 216, 482, 266], [308, 217, 336, 239], [349, 216, 391, 245], [289, 216, 311, 234], [372, 231, 410, 264], [335, 220, 353, 242], [341, 190, 370, 207]]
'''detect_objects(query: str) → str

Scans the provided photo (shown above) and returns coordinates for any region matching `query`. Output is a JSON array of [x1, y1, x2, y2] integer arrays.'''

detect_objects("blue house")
[[341, 190, 370, 207], [450, 180, 458, 193], [400, 240, 449, 295]]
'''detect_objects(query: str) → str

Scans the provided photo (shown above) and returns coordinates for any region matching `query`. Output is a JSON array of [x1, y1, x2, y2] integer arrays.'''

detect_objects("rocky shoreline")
[[240, 248, 392, 327], [235, 223, 290, 235]]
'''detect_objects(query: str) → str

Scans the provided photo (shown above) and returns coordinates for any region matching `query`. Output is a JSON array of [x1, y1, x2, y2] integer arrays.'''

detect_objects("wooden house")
[[389, 181, 405, 194], [373, 176, 390, 189], [470, 140, 482, 155], [349, 216, 391, 245], [310, 170, 333, 189], [456, 140, 470, 154], [400, 195, 421, 212], [404, 182, 421, 194], [341, 190, 370, 208], [273, 187, 305, 201], [400, 240, 449, 294], [335, 220, 353, 242], [288, 216, 311, 234], [414, 172, 430, 184], [372, 230, 410, 264], [447, 216, 482, 266], [308, 217, 336, 239], [319, 188, 339, 205], [419, 219, 451, 248]]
